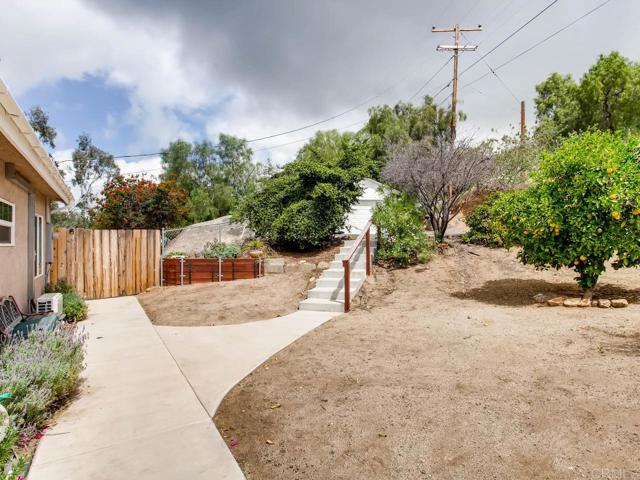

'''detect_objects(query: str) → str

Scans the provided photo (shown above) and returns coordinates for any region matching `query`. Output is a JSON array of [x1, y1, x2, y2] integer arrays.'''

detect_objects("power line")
[[56, 118, 369, 176], [459, 0, 560, 77], [461, 32, 519, 103], [462, 0, 615, 89], [244, 59, 429, 143], [408, 55, 454, 102], [56, 54, 441, 163]]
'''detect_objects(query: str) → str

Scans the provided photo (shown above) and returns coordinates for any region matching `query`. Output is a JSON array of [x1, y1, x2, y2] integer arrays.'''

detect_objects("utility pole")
[[520, 100, 526, 144], [433, 24, 482, 142]]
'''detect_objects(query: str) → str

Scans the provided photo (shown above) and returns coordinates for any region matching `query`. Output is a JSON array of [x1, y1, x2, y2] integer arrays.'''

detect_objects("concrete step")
[[307, 285, 361, 300], [321, 268, 365, 279], [330, 259, 366, 270], [298, 298, 344, 313], [316, 277, 361, 288]]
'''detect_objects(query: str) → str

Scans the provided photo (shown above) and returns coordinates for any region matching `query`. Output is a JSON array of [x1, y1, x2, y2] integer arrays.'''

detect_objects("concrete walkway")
[[29, 297, 337, 479], [155, 310, 337, 416]]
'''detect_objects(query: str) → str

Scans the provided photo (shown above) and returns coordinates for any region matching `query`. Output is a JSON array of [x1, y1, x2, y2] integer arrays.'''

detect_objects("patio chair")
[[0, 297, 61, 339]]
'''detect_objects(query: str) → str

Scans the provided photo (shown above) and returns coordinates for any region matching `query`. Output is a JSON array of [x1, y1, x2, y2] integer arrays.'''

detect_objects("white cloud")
[[4, 0, 640, 165], [1, 0, 217, 151]]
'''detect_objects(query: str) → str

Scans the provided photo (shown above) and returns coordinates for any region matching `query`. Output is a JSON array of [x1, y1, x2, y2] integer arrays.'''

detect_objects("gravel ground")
[[215, 242, 640, 479]]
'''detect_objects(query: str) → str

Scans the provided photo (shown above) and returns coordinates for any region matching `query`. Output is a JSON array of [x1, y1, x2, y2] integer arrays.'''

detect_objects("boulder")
[[547, 297, 565, 307], [266, 258, 285, 274], [563, 298, 581, 307], [533, 293, 547, 304], [297, 261, 316, 272], [577, 297, 592, 308], [611, 298, 629, 308], [597, 299, 611, 308], [317, 261, 330, 270]]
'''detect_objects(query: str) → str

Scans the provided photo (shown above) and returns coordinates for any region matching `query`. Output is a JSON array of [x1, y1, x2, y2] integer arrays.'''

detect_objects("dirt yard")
[[138, 245, 340, 326], [215, 242, 640, 479]]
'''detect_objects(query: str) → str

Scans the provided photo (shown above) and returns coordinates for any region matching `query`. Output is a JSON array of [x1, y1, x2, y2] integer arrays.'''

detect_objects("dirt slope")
[[215, 243, 640, 479]]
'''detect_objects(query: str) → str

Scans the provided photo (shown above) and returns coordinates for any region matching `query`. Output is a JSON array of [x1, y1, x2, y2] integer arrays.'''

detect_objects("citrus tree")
[[492, 131, 640, 297]]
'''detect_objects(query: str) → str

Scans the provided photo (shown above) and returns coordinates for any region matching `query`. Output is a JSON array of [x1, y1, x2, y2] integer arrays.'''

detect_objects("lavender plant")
[[0, 326, 86, 475]]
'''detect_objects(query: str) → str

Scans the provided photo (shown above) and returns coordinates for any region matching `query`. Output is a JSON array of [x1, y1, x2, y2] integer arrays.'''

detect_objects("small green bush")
[[44, 279, 74, 295], [203, 242, 241, 259], [241, 239, 267, 256], [462, 194, 503, 247], [62, 293, 88, 322], [46, 280, 88, 321], [373, 194, 435, 267]]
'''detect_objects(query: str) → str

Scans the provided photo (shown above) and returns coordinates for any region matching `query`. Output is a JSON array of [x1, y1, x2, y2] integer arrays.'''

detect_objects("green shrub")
[[462, 194, 503, 247], [373, 194, 435, 267], [492, 131, 640, 291], [44, 279, 74, 295], [235, 130, 374, 250], [62, 293, 88, 322], [46, 280, 88, 321], [203, 242, 241, 259]]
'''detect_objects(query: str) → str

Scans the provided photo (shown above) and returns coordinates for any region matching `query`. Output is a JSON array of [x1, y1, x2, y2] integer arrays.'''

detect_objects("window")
[[0, 199, 14, 246], [35, 214, 44, 277]]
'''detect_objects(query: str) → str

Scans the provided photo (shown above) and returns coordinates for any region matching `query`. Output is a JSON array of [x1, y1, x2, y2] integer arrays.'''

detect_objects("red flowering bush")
[[91, 175, 188, 229]]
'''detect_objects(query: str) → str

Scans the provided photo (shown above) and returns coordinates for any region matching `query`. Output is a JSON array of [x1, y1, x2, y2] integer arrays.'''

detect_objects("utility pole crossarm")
[[437, 45, 478, 52], [432, 23, 482, 143], [432, 25, 482, 33]]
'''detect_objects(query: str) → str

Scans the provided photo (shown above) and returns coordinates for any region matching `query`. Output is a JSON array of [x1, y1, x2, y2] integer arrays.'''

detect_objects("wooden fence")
[[51, 228, 161, 299], [162, 258, 265, 286]]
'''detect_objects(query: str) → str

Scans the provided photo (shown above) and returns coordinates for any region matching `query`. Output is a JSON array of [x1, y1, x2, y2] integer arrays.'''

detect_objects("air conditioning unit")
[[36, 293, 64, 316]]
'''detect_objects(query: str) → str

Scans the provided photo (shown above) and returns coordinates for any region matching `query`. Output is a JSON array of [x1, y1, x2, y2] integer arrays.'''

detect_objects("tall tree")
[[383, 136, 495, 242], [91, 175, 188, 229], [161, 134, 264, 224], [362, 96, 455, 176], [27, 106, 57, 149], [235, 130, 372, 250], [215, 134, 255, 197], [535, 52, 640, 139], [71, 134, 120, 216]]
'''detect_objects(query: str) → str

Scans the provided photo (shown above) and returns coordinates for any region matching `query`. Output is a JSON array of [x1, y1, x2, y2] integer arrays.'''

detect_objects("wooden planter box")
[[162, 257, 265, 286]]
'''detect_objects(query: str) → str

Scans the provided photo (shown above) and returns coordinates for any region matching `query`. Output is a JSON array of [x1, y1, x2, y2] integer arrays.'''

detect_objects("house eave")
[[0, 78, 73, 205]]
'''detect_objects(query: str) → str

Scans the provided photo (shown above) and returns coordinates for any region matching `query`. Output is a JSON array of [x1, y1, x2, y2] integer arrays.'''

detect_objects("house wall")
[[0, 158, 50, 311], [0, 157, 29, 310]]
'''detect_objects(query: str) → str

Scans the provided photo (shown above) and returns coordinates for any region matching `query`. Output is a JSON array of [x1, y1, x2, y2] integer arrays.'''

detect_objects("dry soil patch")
[[215, 243, 640, 479], [138, 245, 340, 326]]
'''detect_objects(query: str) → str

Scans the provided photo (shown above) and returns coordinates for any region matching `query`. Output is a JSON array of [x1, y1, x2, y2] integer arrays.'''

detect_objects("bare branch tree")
[[383, 136, 495, 242]]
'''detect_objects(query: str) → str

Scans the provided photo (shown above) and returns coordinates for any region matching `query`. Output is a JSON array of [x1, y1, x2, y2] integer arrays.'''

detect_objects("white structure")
[[299, 178, 386, 312]]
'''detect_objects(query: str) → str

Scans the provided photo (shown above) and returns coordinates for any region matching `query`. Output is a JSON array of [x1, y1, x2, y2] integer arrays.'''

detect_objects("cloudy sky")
[[1, 0, 637, 180]]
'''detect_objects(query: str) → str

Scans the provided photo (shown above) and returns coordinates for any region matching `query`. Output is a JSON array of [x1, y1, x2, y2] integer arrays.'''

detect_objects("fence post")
[[342, 258, 351, 312], [160, 228, 164, 286], [218, 256, 222, 282], [180, 257, 184, 286], [365, 227, 371, 276]]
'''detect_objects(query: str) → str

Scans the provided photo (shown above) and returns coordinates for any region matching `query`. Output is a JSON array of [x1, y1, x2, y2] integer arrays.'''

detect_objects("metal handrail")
[[341, 219, 373, 312]]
